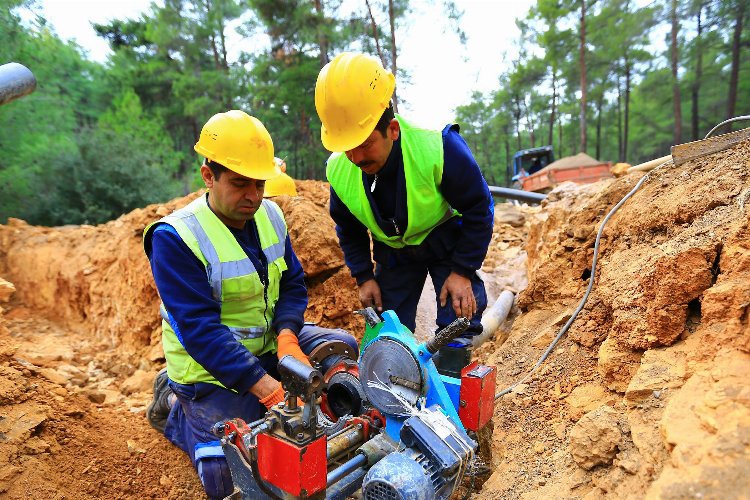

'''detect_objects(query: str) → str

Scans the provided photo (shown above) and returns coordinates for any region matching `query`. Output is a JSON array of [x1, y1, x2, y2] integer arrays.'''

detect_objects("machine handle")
[[278, 355, 323, 399], [425, 317, 470, 354], [0, 63, 36, 107], [354, 307, 382, 328]]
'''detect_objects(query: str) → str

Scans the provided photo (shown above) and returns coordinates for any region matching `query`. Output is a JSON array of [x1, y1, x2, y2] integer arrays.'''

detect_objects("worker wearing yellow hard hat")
[[142, 110, 357, 499], [264, 157, 298, 197], [315, 52, 495, 377]]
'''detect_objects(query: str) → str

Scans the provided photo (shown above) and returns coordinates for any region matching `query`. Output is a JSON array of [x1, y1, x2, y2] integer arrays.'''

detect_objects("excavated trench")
[[1, 140, 749, 499]]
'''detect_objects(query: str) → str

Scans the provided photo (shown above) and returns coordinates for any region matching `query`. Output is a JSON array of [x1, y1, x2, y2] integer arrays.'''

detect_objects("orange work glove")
[[259, 383, 285, 410], [258, 382, 306, 409], [277, 331, 312, 367]]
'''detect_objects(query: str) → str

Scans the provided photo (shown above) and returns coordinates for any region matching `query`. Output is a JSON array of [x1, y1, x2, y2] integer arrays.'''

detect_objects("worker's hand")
[[358, 279, 382, 312], [252, 375, 285, 409], [440, 272, 477, 319], [253, 375, 306, 410], [276, 329, 312, 367]]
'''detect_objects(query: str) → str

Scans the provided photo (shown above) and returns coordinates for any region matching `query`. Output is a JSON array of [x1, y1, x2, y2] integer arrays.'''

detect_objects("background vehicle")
[[508, 145, 555, 189], [510, 145, 613, 193]]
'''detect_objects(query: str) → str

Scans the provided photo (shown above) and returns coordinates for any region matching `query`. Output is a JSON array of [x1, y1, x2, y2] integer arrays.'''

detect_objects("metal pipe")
[[326, 466, 367, 499], [327, 424, 365, 462], [327, 453, 367, 487], [0, 63, 37, 107], [488, 186, 546, 203]]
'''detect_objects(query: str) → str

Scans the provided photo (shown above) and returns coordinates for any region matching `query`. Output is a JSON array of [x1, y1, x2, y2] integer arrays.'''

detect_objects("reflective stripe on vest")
[[161, 198, 287, 302], [194, 441, 224, 460], [159, 304, 266, 341], [326, 114, 458, 248]]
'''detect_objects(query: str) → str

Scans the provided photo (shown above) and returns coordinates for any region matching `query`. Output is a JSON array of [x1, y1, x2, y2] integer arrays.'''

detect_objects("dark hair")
[[374, 102, 395, 137], [206, 159, 229, 179]]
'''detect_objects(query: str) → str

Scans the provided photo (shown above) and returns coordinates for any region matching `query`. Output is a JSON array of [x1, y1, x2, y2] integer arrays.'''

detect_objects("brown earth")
[[1, 139, 749, 499]]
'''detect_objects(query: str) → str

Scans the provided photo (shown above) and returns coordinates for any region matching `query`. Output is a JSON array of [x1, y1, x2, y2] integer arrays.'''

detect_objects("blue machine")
[[358, 310, 477, 500], [359, 310, 467, 440], [217, 309, 478, 500]]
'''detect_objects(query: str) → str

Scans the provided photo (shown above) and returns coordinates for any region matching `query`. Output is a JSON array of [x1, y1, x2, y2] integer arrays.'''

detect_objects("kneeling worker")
[[144, 110, 357, 499]]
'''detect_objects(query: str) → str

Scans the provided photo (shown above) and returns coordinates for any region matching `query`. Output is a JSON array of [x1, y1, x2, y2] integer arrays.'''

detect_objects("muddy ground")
[[1, 139, 749, 499]]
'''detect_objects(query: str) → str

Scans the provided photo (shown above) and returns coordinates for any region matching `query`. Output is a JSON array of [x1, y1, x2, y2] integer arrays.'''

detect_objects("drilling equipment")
[[214, 309, 497, 499]]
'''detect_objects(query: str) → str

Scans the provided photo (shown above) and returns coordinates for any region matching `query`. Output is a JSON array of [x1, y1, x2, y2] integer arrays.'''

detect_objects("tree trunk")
[[671, 0, 682, 144], [483, 133, 495, 185], [548, 70, 557, 146], [504, 127, 511, 186], [314, 0, 329, 67], [523, 98, 535, 148], [217, 13, 228, 71], [364, 0, 385, 67], [617, 75, 623, 162], [203, 0, 221, 70], [595, 91, 604, 161], [388, 0, 399, 113], [624, 57, 631, 161], [514, 97, 522, 150], [579, 0, 588, 153], [726, 0, 746, 131], [691, 3, 704, 140]]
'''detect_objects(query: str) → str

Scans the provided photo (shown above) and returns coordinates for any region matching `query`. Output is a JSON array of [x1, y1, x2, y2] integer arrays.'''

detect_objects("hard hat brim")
[[320, 122, 378, 153], [195, 144, 283, 180]]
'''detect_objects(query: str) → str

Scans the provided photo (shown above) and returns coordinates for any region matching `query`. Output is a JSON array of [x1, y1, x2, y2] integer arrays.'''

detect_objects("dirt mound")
[[0, 183, 362, 498], [294, 179, 331, 210], [544, 152, 603, 171], [0, 182, 361, 356], [481, 138, 750, 498], [1, 140, 749, 499]]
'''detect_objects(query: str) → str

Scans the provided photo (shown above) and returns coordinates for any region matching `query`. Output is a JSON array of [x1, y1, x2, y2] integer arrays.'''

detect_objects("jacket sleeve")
[[147, 224, 268, 394], [440, 124, 494, 277], [270, 235, 308, 335], [329, 186, 376, 284]]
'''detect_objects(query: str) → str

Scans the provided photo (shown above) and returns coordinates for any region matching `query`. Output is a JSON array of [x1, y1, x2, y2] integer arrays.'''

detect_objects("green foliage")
[[0, 2, 183, 225], [459, 0, 750, 184], [42, 124, 182, 225], [2, 0, 749, 224]]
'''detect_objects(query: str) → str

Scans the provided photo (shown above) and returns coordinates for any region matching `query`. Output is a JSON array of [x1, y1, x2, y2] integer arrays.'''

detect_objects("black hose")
[[704, 115, 750, 139], [488, 186, 547, 204], [327, 453, 368, 487]]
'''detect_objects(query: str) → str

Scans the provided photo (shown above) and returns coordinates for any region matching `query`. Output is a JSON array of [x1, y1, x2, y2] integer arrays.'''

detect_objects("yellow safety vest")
[[326, 115, 458, 248], [143, 194, 288, 387]]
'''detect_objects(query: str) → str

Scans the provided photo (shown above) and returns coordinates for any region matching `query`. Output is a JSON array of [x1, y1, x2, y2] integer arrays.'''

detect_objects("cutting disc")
[[359, 338, 423, 415]]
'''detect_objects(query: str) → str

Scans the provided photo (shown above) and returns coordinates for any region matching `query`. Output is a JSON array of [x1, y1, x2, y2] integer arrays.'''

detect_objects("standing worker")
[[143, 110, 357, 499], [314, 52, 494, 376]]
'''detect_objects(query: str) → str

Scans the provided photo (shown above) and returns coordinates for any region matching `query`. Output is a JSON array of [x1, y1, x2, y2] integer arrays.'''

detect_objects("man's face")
[[345, 119, 400, 175], [201, 164, 265, 229]]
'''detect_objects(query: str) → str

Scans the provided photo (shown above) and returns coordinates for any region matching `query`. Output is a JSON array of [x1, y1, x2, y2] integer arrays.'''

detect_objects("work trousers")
[[375, 255, 487, 340], [164, 325, 358, 500]]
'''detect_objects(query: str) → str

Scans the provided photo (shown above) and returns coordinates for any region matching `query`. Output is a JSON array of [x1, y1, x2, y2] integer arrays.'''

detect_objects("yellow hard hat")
[[315, 52, 396, 153], [264, 158, 297, 196], [194, 110, 281, 180], [264, 172, 297, 197]]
